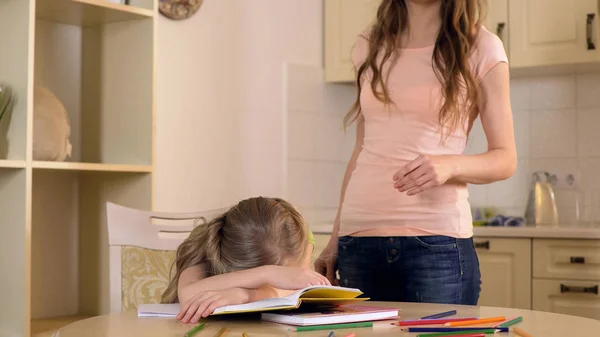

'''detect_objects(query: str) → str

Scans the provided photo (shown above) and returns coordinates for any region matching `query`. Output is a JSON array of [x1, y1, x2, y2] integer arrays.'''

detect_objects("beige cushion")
[[121, 246, 176, 311]]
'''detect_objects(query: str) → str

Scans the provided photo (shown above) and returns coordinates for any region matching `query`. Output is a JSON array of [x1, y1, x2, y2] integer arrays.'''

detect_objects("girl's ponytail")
[[161, 214, 227, 303]]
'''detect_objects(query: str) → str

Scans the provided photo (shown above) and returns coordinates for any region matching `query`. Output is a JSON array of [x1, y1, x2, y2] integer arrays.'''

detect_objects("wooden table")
[[55, 302, 600, 337]]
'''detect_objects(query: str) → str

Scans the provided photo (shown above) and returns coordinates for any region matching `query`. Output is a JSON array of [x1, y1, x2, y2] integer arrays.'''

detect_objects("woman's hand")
[[264, 265, 331, 290], [177, 288, 250, 324], [314, 236, 340, 285], [393, 155, 455, 195]]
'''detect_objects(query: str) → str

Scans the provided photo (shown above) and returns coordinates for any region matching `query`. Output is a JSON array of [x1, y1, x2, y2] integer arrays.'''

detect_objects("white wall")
[[156, 0, 325, 211]]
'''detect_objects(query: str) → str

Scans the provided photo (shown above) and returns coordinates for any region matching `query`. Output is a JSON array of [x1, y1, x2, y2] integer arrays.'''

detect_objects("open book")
[[137, 285, 367, 317], [261, 305, 400, 326]]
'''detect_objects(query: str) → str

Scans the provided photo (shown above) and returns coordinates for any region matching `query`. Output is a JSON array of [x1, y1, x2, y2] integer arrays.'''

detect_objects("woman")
[[314, 0, 516, 305]]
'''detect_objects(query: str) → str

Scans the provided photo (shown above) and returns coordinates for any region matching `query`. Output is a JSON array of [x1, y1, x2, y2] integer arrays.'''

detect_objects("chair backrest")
[[106, 202, 228, 313]]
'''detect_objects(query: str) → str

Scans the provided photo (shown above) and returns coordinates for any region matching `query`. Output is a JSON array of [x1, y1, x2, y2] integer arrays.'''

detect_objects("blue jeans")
[[337, 236, 481, 305]]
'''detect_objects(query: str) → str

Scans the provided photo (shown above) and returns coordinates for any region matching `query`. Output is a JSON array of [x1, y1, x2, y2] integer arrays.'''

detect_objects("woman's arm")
[[448, 62, 517, 184], [394, 63, 516, 194], [332, 116, 365, 236]]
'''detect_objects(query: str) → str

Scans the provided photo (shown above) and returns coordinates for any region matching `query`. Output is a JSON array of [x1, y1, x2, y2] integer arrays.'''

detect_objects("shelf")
[[0, 160, 26, 169], [31, 314, 92, 337], [36, 0, 154, 27], [32, 161, 152, 173]]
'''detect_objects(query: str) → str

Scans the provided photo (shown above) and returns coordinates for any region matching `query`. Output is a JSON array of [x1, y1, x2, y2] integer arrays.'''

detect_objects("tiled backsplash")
[[467, 74, 600, 224], [285, 63, 600, 226]]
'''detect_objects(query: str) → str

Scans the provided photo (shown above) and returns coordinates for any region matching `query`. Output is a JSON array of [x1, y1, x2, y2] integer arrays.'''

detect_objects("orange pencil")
[[444, 316, 506, 327], [514, 327, 533, 337]]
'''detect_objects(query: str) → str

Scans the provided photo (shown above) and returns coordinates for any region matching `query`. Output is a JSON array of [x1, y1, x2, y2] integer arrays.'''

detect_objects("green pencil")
[[290, 322, 373, 332], [498, 316, 523, 328], [416, 329, 498, 337], [184, 322, 206, 337]]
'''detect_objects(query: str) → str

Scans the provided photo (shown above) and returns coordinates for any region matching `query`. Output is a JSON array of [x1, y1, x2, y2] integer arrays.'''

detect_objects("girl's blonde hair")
[[161, 197, 310, 303]]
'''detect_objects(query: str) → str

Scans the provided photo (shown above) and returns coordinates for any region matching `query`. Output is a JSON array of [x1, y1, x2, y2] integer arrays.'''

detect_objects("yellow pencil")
[[444, 316, 506, 327], [242, 333, 249, 337], [514, 327, 533, 337], [214, 328, 228, 337]]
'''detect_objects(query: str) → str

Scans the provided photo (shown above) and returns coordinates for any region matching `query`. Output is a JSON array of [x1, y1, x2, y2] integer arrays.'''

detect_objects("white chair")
[[106, 202, 228, 313]]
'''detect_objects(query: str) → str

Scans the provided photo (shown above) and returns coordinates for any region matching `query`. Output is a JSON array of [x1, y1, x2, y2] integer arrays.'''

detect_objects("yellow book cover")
[[212, 286, 368, 315]]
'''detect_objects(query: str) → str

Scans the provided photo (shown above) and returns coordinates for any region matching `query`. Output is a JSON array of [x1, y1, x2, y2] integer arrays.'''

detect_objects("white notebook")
[[138, 303, 180, 317]]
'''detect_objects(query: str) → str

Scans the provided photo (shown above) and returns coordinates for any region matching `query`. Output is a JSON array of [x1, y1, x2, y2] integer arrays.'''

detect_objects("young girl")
[[162, 197, 329, 324], [315, 0, 516, 305]]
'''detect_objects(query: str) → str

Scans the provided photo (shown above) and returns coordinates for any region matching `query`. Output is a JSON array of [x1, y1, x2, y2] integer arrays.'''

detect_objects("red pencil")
[[393, 317, 478, 326]]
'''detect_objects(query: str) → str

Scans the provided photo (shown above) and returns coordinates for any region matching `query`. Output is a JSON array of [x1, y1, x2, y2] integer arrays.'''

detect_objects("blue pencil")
[[420, 310, 457, 319], [406, 327, 508, 333]]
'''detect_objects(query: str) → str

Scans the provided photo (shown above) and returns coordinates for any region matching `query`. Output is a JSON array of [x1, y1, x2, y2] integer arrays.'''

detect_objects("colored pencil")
[[415, 329, 500, 337], [421, 310, 458, 319], [242, 333, 249, 337], [407, 327, 508, 333], [445, 317, 506, 327], [343, 333, 356, 337], [184, 323, 206, 337], [214, 328, 228, 337], [395, 317, 477, 326], [290, 322, 373, 332], [513, 327, 533, 337], [328, 332, 335, 337], [497, 316, 523, 328]]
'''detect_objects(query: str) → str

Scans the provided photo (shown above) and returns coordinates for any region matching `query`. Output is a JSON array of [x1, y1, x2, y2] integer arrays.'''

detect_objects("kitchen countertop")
[[310, 224, 600, 239]]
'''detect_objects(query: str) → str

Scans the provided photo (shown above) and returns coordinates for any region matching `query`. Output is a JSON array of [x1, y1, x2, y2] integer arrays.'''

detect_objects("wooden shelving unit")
[[0, 1, 157, 336]]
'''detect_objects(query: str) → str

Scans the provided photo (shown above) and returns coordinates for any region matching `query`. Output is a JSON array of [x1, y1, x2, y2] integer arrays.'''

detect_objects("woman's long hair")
[[161, 197, 310, 303], [344, 0, 485, 141]]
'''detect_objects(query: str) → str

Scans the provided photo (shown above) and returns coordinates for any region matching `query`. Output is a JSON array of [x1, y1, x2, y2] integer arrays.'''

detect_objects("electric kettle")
[[524, 171, 559, 226]]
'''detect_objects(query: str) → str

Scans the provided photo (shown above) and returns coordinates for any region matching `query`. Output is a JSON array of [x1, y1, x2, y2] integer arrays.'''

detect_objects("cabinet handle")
[[560, 284, 599, 295], [587, 13, 596, 50], [570, 256, 586, 264], [496, 22, 506, 42], [474, 241, 490, 250]]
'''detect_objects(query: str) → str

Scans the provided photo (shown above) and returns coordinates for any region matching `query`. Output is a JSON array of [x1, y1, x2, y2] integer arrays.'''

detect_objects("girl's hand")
[[314, 235, 340, 285], [264, 265, 331, 290], [177, 288, 250, 324], [393, 155, 455, 195]]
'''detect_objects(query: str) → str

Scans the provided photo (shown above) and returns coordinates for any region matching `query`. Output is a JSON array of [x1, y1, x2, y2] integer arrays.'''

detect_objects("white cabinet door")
[[475, 237, 532, 309], [509, 0, 600, 68], [533, 279, 600, 320], [324, 0, 380, 82], [484, 0, 509, 55]]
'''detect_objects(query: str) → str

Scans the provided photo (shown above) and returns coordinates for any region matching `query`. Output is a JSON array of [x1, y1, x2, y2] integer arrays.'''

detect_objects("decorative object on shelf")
[[159, 0, 203, 20], [0, 84, 15, 159], [33, 86, 73, 161]]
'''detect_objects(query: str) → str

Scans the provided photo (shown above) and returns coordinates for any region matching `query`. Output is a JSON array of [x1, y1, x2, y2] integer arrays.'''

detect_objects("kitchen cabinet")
[[324, 1, 600, 82], [484, 0, 509, 54], [474, 237, 532, 309], [509, 0, 600, 68], [324, 0, 380, 82], [311, 234, 332, 269], [532, 279, 600, 320]]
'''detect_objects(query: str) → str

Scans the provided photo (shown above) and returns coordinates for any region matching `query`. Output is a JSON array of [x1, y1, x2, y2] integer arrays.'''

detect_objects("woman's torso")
[[340, 27, 507, 239]]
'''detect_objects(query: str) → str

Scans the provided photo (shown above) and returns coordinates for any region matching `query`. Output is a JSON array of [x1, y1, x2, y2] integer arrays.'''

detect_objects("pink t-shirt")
[[339, 27, 508, 239]]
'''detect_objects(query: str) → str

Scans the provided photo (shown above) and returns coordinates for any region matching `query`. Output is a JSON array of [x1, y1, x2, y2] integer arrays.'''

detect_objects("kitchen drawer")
[[474, 237, 532, 309], [310, 234, 331, 269], [532, 279, 600, 320], [533, 239, 600, 281]]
